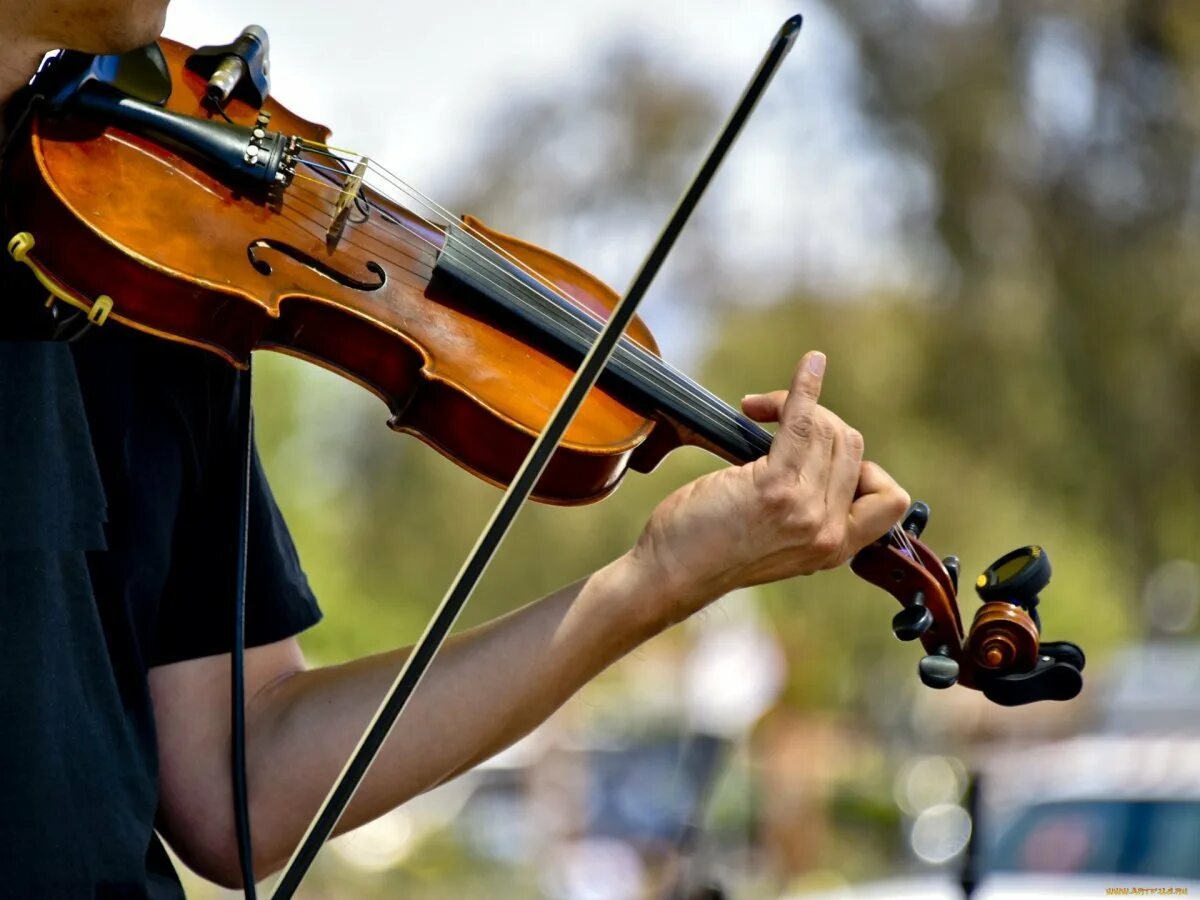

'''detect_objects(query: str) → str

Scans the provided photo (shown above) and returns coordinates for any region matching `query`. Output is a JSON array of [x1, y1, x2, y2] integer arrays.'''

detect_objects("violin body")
[[4, 40, 690, 505]]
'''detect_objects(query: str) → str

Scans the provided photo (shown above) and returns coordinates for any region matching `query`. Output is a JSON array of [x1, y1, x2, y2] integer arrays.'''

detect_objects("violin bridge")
[[326, 157, 368, 253]]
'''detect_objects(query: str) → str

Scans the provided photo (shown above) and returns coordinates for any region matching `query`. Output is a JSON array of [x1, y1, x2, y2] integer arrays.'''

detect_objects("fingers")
[[846, 461, 911, 551], [740, 390, 788, 423], [824, 411, 865, 517], [744, 352, 903, 572], [765, 351, 828, 479]]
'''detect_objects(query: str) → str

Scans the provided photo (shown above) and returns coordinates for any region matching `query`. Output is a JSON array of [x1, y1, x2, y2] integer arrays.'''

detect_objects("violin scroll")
[[850, 504, 1085, 707], [967, 544, 1086, 706]]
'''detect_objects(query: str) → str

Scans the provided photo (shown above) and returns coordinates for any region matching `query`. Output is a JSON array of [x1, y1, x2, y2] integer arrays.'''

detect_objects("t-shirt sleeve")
[[151, 367, 322, 667]]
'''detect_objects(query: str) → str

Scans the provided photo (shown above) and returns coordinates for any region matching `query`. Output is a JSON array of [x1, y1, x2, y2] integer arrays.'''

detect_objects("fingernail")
[[741, 394, 758, 403], [808, 352, 826, 376]]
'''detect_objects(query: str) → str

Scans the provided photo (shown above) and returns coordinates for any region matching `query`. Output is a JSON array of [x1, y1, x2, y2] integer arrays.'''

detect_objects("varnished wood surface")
[[3, 39, 692, 504]]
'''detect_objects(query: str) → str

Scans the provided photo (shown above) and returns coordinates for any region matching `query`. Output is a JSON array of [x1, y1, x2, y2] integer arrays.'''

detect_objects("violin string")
[[294, 163, 754, 444], [304, 145, 606, 308], [291, 153, 925, 532], [272, 206, 435, 286], [293, 151, 921, 573], [285, 175, 439, 276], [288, 165, 478, 289], [291, 154, 758, 455], [897, 526, 935, 580], [354, 158, 772, 443], [287, 180, 439, 272], [281, 181, 438, 281], [304, 147, 630, 323], [287, 162, 440, 266], [293, 176, 933, 580], [295, 149, 772, 455], [290, 151, 926, 573], [291, 150, 925, 577]]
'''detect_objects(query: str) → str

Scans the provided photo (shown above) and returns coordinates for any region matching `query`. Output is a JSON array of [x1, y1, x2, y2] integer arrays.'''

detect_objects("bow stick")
[[270, 15, 804, 897]]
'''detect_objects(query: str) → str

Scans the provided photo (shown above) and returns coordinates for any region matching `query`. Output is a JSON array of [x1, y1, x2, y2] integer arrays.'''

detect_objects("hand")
[[630, 351, 910, 623]]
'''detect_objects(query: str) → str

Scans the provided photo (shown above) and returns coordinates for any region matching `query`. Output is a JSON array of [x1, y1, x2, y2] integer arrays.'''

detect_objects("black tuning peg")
[[892, 592, 934, 642], [902, 501, 931, 539], [918, 645, 959, 689], [942, 555, 960, 593], [981, 654, 1083, 706], [1040, 640, 1086, 673]]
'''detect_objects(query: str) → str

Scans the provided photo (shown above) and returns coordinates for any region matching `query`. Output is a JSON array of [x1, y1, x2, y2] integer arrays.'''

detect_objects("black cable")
[[665, 733, 728, 900], [231, 365, 258, 899], [211, 96, 237, 124], [959, 773, 982, 899]]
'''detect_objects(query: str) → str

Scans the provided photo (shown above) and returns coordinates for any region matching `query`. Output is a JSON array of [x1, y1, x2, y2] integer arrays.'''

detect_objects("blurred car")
[[1096, 640, 1200, 734], [793, 735, 1200, 899]]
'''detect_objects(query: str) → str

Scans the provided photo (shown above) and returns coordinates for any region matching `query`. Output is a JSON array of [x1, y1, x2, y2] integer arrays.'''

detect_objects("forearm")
[[157, 351, 906, 887], [244, 550, 668, 874]]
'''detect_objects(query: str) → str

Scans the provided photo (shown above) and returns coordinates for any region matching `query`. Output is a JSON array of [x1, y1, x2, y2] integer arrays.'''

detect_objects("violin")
[[1, 24, 1085, 894]]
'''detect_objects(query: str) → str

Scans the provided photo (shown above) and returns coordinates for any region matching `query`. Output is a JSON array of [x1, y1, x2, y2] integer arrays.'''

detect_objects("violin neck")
[[635, 375, 772, 468], [433, 224, 773, 468]]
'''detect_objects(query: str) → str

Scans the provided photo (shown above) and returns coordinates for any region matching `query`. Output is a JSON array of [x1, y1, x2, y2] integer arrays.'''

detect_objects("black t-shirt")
[[0, 273, 322, 895]]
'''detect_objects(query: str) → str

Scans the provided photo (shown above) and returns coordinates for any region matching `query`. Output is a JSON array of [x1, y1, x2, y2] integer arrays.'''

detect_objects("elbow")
[[167, 825, 287, 891], [194, 860, 246, 893], [163, 813, 245, 890], [160, 795, 287, 890]]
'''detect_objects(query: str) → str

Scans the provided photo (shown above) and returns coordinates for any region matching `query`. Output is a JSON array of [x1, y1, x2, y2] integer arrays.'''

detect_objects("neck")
[[434, 223, 775, 466]]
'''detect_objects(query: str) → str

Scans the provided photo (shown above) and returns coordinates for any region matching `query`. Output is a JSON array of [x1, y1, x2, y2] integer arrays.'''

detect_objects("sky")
[[164, 1, 801, 183], [163, 0, 935, 329]]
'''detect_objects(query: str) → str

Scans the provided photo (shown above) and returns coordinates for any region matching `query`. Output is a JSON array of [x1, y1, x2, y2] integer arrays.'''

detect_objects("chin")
[[114, 2, 171, 51], [69, 0, 171, 54]]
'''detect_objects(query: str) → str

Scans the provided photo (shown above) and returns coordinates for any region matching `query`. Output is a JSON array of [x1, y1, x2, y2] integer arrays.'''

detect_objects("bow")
[[267, 15, 806, 898]]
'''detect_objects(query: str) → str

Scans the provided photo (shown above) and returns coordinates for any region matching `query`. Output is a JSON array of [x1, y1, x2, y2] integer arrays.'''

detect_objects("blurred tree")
[[839, 0, 1200, 584]]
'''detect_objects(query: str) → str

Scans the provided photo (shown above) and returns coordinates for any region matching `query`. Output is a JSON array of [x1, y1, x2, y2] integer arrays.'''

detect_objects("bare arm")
[[151, 554, 662, 886], [150, 352, 910, 887]]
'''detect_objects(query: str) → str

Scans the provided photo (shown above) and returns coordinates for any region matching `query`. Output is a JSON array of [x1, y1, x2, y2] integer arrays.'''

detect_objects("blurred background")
[[163, 0, 1200, 897]]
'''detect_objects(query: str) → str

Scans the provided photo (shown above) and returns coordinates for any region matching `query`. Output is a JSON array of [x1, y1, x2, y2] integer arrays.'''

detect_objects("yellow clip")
[[8, 231, 115, 326], [7, 231, 34, 262], [88, 295, 113, 325]]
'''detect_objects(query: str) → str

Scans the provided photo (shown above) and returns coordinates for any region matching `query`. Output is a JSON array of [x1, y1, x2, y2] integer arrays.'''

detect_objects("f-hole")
[[247, 239, 387, 292]]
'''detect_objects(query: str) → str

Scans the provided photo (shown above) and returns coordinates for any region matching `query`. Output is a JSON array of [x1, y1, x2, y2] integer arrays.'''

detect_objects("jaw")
[[0, 38, 46, 115], [23, 0, 170, 57]]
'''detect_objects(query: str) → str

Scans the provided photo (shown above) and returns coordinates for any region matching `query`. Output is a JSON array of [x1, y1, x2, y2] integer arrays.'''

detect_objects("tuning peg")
[[942, 555, 960, 593], [981, 656, 1083, 706], [918, 645, 959, 689], [1039, 640, 1086, 673], [902, 501, 931, 539], [892, 591, 934, 641]]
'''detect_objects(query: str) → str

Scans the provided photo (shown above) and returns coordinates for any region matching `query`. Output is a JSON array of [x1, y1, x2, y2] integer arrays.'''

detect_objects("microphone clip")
[[185, 25, 271, 110]]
